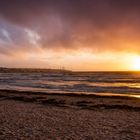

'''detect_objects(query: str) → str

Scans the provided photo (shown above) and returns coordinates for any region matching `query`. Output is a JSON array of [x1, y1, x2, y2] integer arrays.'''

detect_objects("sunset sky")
[[0, 0, 140, 71]]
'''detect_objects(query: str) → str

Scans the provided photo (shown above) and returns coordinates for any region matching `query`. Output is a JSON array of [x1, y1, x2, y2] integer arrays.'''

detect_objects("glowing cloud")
[[25, 28, 41, 46], [0, 0, 140, 70]]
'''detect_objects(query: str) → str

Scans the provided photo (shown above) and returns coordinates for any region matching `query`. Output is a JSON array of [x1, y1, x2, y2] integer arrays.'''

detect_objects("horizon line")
[[0, 67, 140, 73]]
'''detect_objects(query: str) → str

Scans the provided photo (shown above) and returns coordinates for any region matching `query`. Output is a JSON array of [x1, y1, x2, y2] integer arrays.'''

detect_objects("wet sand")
[[0, 90, 140, 140]]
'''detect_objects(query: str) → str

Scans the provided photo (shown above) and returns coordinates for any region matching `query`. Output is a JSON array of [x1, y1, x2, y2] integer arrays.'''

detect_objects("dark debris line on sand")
[[0, 91, 140, 111]]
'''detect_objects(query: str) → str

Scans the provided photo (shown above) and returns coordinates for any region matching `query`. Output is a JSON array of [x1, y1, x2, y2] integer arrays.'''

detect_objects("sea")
[[0, 72, 140, 98]]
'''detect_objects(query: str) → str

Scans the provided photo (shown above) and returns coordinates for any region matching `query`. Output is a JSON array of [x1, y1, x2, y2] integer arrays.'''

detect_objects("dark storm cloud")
[[0, 0, 140, 52], [0, 0, 140, 24]]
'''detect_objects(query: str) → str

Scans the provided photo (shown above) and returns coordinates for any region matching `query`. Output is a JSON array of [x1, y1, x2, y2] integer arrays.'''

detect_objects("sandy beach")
[[0, 90, 140, 140]]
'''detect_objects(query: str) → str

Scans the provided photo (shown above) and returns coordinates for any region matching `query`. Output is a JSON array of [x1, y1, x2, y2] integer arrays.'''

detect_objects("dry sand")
[[0, 90, 140, 140]]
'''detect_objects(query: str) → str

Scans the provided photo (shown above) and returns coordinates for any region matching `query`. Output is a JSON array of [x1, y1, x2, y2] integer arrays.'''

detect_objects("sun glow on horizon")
[[131, 55, 140, 71]]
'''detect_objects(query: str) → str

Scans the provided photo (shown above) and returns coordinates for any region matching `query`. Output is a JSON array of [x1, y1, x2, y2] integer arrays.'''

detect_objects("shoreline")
[[0, 89, 140, 113], [0, 89, 140, 99]]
